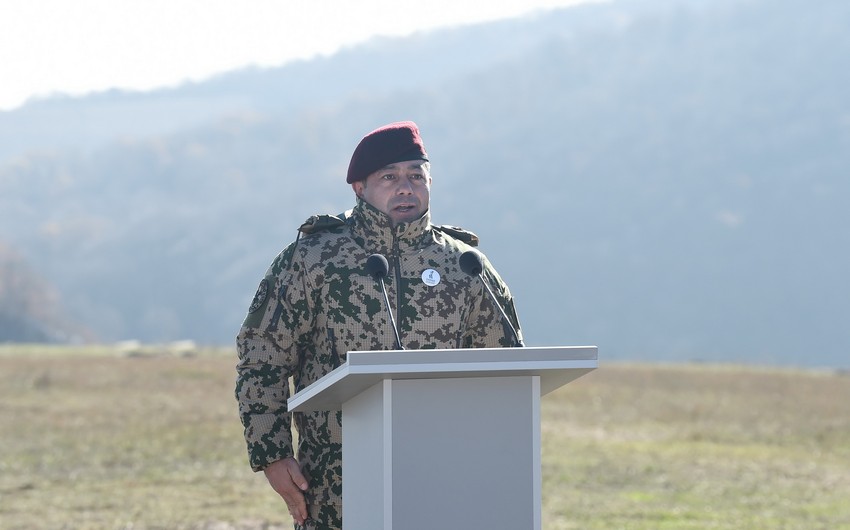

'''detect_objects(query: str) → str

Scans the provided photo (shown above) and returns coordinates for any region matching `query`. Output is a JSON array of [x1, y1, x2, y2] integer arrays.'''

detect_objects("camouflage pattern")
[[297, 504, 343, 530], [235, 197, 522, 511]]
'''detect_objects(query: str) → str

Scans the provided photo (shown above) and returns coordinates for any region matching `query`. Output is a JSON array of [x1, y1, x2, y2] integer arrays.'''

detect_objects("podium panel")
[[389, 376, 539, 530]]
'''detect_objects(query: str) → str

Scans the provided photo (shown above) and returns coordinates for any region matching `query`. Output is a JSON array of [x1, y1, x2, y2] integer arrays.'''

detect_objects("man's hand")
[[264, 457, 310, 525]]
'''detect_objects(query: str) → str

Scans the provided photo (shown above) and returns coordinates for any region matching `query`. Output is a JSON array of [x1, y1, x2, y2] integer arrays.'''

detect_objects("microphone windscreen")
[[365, 253, 390, 279], [459, 250, 484, 276]]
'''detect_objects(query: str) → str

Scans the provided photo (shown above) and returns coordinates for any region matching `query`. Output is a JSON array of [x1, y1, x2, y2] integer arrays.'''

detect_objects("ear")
[[351, 181, 364, 198]]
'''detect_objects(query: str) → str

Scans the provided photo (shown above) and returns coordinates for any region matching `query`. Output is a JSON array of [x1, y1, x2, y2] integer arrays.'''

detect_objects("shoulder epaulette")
[[298, 209, 353, 235], [434, 224, 480, 247], [279, 210, 353, 273]]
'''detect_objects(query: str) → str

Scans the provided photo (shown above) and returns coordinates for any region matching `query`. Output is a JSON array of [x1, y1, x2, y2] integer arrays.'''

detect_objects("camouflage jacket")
[[235, 198, 523, 506]]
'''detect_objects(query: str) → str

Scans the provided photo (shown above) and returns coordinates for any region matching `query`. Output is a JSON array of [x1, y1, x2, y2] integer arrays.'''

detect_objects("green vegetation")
[[1, 348, 848, 529]]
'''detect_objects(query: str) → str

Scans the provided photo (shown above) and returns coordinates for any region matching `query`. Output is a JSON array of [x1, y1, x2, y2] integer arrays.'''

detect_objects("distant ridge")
[[0, 0, 711, 165]]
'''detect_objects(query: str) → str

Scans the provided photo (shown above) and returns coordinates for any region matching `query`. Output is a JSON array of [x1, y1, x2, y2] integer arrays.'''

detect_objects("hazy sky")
[[0, 0, 596, 111]]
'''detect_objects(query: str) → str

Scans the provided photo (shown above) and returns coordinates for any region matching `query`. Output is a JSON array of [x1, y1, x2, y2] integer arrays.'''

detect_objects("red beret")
[[346, 121, 429, 184]]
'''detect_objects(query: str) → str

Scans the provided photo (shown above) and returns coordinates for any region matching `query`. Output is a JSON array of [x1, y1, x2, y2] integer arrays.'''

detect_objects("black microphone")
[[365, 253, 389, 280], [459, 250, 524, 347], [365, 254, 404, 350]]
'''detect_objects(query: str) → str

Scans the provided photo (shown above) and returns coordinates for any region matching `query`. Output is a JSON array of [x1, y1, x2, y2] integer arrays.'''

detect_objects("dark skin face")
[[351, 160, 432, 226]]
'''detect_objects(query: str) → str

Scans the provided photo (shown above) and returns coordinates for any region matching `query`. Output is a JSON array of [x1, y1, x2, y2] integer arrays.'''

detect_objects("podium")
[[288, 346, 597, 530]]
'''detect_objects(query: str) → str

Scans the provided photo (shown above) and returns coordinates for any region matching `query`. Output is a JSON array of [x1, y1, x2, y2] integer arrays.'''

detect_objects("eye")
[[381, 173, 396, 180], [410, 173, 424, 180]]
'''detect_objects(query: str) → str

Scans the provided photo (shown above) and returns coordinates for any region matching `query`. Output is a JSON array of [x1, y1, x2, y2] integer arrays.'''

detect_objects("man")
[[235, 121, 523, 530]]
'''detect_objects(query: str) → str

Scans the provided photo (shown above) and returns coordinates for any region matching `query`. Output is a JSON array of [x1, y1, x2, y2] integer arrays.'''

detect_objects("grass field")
[[1, 345, 848, 529]]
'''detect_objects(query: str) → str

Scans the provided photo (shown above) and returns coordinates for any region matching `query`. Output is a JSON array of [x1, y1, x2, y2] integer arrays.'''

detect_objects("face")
[[352, 160, 432, 226]]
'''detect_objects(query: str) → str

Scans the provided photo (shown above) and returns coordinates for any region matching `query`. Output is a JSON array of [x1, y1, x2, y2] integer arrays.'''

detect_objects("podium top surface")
[[288, 345, 597, 413]]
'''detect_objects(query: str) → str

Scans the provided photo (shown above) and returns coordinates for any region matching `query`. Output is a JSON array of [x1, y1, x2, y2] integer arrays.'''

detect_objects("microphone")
[[459, 250, 524, 347], [365, 254, 404, 350], [365, 253, 389, 280]]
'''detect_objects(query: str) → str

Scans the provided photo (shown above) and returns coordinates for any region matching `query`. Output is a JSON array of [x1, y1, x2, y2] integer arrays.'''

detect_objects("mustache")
[[389, 197, 420, 209]]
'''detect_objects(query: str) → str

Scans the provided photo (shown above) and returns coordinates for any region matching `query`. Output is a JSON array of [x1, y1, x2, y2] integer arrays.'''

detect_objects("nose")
[[396, 176, 414, 194]]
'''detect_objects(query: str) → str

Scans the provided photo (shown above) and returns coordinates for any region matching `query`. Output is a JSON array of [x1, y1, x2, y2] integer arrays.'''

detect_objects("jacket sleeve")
[[235, 244, 312, 471], [462, 253, 524, 348]]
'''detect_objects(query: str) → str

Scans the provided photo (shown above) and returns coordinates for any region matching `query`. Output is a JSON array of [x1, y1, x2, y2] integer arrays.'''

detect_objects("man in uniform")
[[235, 121, 523, 529]]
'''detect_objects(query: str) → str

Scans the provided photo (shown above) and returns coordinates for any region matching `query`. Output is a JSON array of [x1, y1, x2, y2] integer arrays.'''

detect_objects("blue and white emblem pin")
[[421, 268, 441, 286]]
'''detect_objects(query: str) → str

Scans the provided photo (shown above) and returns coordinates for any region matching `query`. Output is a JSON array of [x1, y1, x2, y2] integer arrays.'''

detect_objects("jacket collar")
[[352, 198, 433, 255]]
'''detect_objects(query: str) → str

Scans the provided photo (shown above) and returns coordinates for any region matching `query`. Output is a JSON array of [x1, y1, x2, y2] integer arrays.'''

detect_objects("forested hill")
[[1, 0, 847, 368]]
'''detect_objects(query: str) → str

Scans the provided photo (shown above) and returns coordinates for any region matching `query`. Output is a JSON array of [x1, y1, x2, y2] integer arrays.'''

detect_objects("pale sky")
[[0, 0, 596, 112]]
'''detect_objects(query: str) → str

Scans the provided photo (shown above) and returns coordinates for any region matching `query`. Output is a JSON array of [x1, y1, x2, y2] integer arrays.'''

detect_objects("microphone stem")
[[478, 273, 523, 347], [378, 277, 404, 350]]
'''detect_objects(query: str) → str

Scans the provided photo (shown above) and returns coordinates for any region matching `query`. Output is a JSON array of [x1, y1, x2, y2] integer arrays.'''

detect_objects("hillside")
[[0, 244, 86, 342], [0, 0, 848, 367]]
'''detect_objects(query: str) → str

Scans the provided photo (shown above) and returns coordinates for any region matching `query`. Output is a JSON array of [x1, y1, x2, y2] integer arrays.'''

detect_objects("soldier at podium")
[[235, 121, 523, 529]]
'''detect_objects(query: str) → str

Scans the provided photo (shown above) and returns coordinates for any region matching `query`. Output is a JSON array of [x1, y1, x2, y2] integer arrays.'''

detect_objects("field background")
[[1, 346, 848, 529]]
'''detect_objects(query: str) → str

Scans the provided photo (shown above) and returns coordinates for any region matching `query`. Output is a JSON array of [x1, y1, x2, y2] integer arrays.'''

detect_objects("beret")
[[346, 121, 429, 184]]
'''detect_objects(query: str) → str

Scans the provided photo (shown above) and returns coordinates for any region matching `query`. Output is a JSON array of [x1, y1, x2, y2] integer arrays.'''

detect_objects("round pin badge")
[[421, 268, 441, 286]]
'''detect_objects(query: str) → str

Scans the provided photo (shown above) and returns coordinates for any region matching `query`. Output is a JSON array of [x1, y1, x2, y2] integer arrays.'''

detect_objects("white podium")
[[288, 345, 598, 530]]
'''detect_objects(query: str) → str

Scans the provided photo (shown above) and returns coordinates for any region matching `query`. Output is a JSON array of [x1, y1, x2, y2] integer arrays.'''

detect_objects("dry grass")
[[0, 348, 284, 529], [541, 363, 850, 530], [1, 348, 848, 529]]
